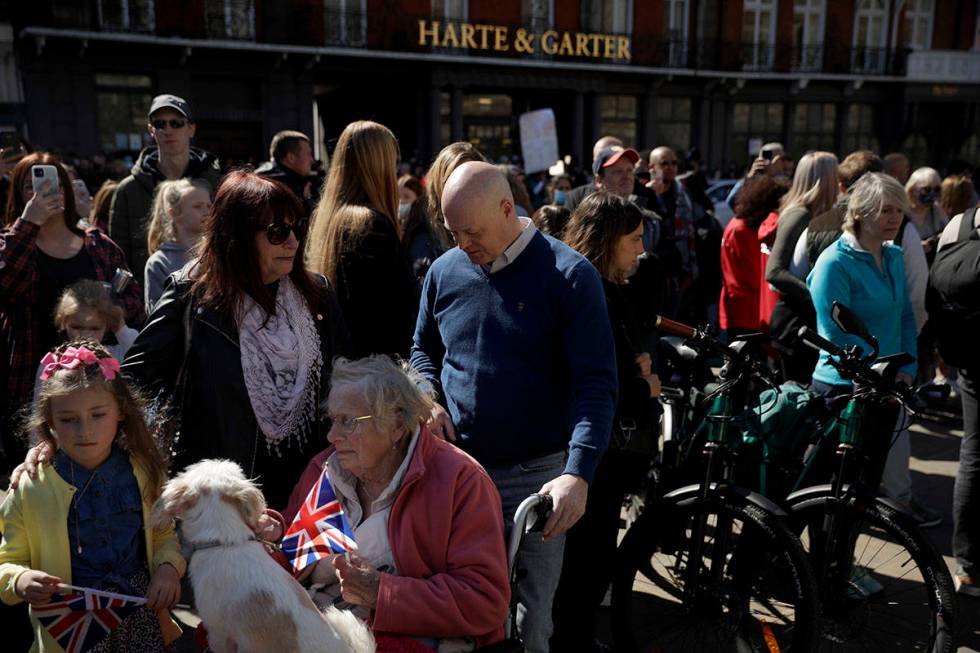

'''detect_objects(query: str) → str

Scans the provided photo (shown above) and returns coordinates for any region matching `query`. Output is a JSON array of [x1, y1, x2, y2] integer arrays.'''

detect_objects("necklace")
[[69, 462, 99, 555]]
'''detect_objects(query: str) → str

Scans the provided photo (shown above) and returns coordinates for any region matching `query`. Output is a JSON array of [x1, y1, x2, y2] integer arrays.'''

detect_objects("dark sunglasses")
[[263, 220, 305, 245], [150, 119, 187, 130]]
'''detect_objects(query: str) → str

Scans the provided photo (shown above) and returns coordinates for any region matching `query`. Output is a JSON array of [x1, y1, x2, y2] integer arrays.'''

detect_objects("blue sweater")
[[807, 233, 918, 387], [410, 232, 617, 483]]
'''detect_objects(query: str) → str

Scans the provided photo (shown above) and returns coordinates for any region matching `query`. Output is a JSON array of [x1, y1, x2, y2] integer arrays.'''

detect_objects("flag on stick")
[[34, 585, 145, 653], [281, 468, 356, 574]]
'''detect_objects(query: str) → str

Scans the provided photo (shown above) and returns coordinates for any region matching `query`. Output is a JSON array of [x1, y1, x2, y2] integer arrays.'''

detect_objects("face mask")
[[398, 202, 411, 219], [918, 190, 938, 205], [553, 190, 568, 205]]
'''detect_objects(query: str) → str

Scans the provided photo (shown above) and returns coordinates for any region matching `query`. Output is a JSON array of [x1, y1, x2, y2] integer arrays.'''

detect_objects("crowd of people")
[[1, 91, 979, 653]]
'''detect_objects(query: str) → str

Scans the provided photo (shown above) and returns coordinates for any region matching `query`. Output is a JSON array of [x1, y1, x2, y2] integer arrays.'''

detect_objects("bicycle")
[[781, 303, 956, 652], [611, 316, 820, 653]]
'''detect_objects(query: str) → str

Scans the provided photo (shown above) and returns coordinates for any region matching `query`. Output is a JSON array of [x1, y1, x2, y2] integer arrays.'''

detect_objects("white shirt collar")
[[485, 217, 537, 274]]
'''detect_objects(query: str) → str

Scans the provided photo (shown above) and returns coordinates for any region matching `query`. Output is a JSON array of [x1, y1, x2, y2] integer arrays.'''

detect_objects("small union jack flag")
[[281, 468, 356, 574], [34, 589, 143, 653]]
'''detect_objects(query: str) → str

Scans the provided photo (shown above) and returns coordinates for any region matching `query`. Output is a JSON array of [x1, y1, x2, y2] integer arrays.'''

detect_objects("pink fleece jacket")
[[284, 430, 510, 647]]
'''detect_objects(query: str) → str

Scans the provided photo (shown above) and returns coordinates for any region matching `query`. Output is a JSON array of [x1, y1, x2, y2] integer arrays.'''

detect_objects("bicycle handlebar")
[[656, 316, 697, 339]]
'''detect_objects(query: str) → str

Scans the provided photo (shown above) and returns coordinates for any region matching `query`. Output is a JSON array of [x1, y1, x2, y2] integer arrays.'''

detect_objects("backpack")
[[927, 207, 980, 368]]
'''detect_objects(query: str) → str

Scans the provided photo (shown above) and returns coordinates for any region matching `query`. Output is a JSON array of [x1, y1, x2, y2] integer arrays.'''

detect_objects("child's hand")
[[145, 563, 181, 610], [15, 571, 61, 605]]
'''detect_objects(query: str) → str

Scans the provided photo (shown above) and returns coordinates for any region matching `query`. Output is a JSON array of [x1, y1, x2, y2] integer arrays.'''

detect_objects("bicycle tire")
[[611, 491, 820, 652], [790, 495, 956, 653]]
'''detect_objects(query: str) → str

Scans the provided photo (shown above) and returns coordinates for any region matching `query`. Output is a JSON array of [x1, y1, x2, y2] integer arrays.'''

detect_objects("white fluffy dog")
[[151, 459, 375, 653]]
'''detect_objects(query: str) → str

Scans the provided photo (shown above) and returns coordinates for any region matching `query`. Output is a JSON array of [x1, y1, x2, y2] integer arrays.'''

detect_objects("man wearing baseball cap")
[[109, 94, 221, 288]]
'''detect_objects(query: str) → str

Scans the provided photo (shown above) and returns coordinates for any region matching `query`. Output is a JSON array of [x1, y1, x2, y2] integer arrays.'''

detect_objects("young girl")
[[1, 341, 185, 652], [32, 280, 139, 401], [144, 178, 211, 312]]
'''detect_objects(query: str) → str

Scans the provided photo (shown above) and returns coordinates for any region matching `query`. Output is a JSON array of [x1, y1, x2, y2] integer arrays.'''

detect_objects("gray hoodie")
[[144, 241, 188, 313]]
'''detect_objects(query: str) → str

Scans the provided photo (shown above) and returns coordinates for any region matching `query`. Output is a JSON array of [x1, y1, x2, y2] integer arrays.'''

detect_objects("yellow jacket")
[[0, 457, 186, 652]]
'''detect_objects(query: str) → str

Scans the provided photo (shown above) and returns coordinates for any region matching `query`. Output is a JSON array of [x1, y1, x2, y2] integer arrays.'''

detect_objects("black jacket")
[[109, 146, 222, 288], [335, 210, 419, 359], [121, 271, 350, 509], [255, 160, 318, 214]]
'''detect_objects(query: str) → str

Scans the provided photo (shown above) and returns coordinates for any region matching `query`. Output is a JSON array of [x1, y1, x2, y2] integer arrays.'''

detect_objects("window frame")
[[851, 0, 889, 73], [324, 0, 368, 46], [791, 0, 826, 72], [665, 0, 690, 66], [902, 0, 934, 51], [742, 0, 778, 70]]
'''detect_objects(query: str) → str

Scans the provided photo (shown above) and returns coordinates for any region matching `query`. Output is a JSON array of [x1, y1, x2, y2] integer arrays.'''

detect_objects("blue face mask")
[[554, 190, 568, 205], [918, 189, 938, 205]]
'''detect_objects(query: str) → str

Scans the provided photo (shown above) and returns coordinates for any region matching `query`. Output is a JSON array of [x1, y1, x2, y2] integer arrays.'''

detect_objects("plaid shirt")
[[0, 218, 145, 413]]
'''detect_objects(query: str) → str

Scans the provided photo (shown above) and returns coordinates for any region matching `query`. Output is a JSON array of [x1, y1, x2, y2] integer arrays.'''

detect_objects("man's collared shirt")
[[484, 217, 537, 274]]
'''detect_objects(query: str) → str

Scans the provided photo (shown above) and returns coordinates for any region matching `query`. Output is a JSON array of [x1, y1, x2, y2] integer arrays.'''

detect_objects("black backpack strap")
[[894, 215, 909, 247], [959, 206, 978, 241]]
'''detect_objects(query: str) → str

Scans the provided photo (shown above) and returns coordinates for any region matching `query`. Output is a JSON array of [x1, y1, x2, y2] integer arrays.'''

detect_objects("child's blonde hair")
[[53, 279, 123, 334], [146, 178, 212, 255], [27, 340, 169, 500]]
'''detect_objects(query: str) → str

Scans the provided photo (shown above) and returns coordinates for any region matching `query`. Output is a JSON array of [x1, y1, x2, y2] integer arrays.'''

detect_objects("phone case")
[[31, 166, 59, 199]]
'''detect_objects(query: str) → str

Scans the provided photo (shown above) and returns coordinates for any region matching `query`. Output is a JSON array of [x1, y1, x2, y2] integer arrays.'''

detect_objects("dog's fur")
[[151, 459, 375, 653]]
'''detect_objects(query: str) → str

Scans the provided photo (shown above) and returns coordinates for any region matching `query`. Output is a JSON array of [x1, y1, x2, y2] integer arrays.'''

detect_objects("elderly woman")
[[905, 166, 948, 264], [283, 355, 510, 651], [808, 172, 938, 527], [9, 171, 350, 509]]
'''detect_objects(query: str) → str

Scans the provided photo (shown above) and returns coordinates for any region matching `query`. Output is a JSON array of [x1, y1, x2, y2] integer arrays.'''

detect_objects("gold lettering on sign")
[[559, 32, 575, 56], [494, 26, 509, 51], [617, 36, 631, 61], [461, 24, 478, 49], [416, 20, 632, 61], [541, 30, 558, 55], [418, 20, 439, 46], [442, 22, 459, 48], [476, 24, 493, 49]]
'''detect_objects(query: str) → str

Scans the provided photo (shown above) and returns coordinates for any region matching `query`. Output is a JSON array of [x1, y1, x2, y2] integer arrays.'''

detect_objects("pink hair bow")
[[39, 346, 120, 381]]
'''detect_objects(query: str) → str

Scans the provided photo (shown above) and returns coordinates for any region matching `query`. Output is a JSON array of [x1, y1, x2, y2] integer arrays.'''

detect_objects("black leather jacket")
[[122, 270, 350, 508]]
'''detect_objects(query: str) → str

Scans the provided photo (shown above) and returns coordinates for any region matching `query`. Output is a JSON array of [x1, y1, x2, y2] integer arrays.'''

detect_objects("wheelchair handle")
[[656, 315, 697, 339]]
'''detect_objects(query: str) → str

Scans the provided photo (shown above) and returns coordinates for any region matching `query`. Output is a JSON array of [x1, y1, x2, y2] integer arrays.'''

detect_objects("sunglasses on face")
[[920, 185, 941, 193], [150, 119, 187, 130], [263, 220, 305, 245]]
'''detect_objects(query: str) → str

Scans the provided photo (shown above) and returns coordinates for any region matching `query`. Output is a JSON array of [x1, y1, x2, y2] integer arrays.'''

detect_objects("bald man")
[[648, 145, 698, 311], [410, 162, 617, 652]]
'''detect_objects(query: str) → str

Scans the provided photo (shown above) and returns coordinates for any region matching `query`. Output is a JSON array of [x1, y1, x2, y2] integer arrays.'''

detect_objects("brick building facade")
[[4, 0, 980, 173]]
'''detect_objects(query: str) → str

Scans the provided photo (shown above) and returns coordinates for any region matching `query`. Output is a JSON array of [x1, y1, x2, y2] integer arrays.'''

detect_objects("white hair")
[[905, 167, 941, 193], [843, 172, 909, 234], [328, 356, 436, 434]]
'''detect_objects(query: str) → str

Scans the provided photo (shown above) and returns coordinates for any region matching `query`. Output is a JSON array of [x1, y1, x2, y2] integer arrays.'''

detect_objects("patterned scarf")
[[237, 277, 322, 455]]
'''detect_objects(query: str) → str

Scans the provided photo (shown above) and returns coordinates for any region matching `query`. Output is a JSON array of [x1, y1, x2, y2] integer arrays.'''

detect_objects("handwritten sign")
[[519, 109, 559, 174], [418, 21, 631, 62]]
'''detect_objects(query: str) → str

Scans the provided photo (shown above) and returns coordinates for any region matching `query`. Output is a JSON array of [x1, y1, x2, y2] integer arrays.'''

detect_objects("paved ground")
[[910, 405, 980, 652]]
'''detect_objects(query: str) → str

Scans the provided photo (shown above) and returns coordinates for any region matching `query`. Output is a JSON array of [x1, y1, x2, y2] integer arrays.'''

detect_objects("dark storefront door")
[[194, 121, 264, 170]]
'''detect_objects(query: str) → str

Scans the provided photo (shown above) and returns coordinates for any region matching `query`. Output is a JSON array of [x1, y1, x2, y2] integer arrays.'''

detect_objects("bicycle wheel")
[[612, 491, 820, 652], [791, 495, 956, 652]]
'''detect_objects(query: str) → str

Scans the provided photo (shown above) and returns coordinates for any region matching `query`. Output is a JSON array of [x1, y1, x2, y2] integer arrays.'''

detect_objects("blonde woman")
[[144, 178, 212, 311], [424, 141, 486, 246], [306, 121, 417, 358], [905, 167, 948, 261], [764, 151, 838, 381]]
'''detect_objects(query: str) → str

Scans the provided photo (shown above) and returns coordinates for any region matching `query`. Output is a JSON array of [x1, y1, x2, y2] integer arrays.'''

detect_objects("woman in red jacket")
[[283, 355, 510, 652], [719, 176, 788, 338]]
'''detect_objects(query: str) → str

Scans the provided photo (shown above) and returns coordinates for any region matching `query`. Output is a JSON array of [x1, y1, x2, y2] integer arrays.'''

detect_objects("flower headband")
[[39, 346, 121, 382]]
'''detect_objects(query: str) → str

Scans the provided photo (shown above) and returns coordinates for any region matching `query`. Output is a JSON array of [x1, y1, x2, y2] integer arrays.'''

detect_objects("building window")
[[206, 0, 255, 40], [852, 0, 888, 73], [582, 0, 633, 35], [792, 0, 825, 71], [324, 0, 366, 46], [95, 74, 154, 155], [464, 94, 513, 162], [97, 0, 155, 32], [523, 0, 553, 32], [732, 102, 784, 167], [792, 103, 836, 156], [665, 0, 689, 66], [901, 0, 933, 51], [742, 0, 777, 70], [655, 97, 691, 154], [901, 133, 930, 168], [432, 0, 466, 21], [843, 104, 879, 153], [599, 95, 637, 148]]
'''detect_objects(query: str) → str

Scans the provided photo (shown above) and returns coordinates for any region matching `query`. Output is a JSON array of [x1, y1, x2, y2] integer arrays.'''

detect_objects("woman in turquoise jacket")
[[807, 171, 939, 527]]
